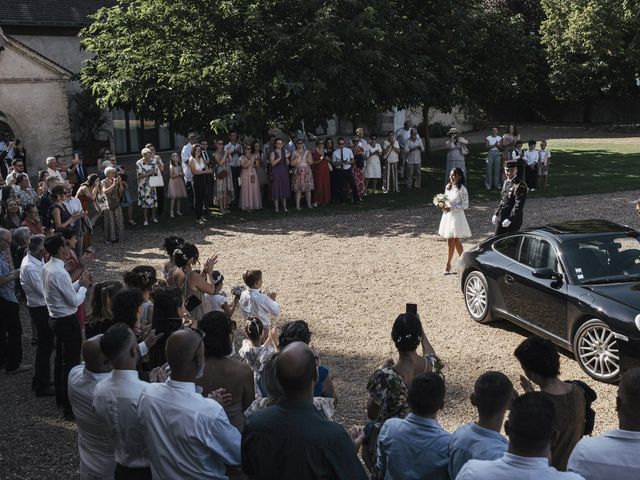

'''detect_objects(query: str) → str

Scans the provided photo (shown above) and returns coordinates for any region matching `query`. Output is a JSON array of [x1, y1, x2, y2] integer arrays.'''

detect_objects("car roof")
[[520, 220, 638, 240]]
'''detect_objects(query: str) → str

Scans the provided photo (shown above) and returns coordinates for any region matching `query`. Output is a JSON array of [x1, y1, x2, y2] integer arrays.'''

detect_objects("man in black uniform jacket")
[[492, 160, 527, 235]]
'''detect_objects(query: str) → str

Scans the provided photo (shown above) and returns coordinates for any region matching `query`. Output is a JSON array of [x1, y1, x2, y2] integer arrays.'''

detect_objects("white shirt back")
[[138, 380, 241, 480], [92, 370, 149, 468], [567, 429, 640, 480], [181, 143, 194, 182], [239, 288, 280, 327], [67, 365, 116, 480], [456, 452, 585, 480], [20, 253, 46, 308], [42, 257, 87, 318]]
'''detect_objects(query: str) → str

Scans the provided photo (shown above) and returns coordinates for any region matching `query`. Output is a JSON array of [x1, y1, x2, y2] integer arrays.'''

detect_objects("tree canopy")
[[81, 0, 474, 135], [541, 0, 640, 102]]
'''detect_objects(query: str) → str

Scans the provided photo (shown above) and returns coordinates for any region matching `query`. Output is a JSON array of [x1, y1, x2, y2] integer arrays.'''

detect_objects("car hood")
[[584, 283, 640, 311]]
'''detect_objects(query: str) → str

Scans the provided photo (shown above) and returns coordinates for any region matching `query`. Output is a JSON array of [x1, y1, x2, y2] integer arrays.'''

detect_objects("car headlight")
[[636, 314, 640, 332]]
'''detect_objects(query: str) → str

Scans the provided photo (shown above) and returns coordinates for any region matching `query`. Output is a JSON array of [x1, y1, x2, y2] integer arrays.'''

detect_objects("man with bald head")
[[68, 335, 116, 480], [0, 227, 30, 374], [568, 367, 640, 479], [138, 329, 240, 479], [242, 342, 367, 479]]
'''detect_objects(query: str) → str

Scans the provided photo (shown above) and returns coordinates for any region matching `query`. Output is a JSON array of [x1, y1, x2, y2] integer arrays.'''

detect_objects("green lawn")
[[135, 138, 640, 229]]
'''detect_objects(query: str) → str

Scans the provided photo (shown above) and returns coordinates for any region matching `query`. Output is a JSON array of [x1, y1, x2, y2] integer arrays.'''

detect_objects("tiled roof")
[[0, 1, 116, 27]]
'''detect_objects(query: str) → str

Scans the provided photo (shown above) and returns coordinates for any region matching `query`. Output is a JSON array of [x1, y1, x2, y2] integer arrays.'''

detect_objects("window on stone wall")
[[112, 109, 177, 154]]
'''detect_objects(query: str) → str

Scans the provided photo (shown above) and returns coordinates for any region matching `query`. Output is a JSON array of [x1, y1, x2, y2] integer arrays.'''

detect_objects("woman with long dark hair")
[[171, 242, 217, 323], [148, 286, 185, 368], [189, 144, 212, 225], [269, 138, 290, 212], [438, 167, 471, 274]]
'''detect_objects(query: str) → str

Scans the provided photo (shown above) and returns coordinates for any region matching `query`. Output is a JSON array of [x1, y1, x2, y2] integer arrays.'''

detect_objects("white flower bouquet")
[[432, 193, 449, 209]]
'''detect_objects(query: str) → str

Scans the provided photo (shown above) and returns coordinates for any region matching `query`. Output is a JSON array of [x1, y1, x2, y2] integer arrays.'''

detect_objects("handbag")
[[149, 174, 164, 188], [95, 193, 110, 212]]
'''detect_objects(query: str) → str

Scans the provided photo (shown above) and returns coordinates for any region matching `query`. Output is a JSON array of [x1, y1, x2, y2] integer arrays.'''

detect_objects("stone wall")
[[0, 32, 73, 171]]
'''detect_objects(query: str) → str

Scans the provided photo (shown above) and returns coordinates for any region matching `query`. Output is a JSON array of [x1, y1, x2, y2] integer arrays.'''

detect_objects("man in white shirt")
[[46, 156, 65, 182], [331, 137, 360, 202], [20, 235, 54, 396], [42, 233, 92, 420], [68, 335, 116, 480], [449, 371, 512, 479], [395, 120, 413, 179], [456, 392, 584, 480], [138, 329, 241, 479], [405, 128, 424, 190], [6, 158, 29, 188], [239, 269, 280, 327], [93, 323, 152, 480], [225, 131, 243, 206], [568, 368, 640, 480], [485, 127, 502, 190], [181, 130, 199, 208], [523, 140, 539, 191]]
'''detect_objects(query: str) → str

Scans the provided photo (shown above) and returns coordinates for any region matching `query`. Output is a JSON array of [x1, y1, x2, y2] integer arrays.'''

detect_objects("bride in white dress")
[[438, 167, 472, 274]]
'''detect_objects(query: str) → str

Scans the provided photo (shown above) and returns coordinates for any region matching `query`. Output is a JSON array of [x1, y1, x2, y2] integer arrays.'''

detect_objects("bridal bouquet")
[[432, 193, 449, 209]]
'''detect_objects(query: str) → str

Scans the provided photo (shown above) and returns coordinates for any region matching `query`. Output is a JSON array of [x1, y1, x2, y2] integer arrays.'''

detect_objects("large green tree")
[[541, 0, 640, 120], [81, 0, 468, 136]]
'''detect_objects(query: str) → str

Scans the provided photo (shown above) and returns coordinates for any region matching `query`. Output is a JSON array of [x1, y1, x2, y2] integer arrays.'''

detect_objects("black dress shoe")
[[35, 387, 56, 397]]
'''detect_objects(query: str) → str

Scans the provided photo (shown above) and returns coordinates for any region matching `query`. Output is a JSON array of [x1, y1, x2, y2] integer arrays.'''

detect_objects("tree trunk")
[[422, 104, 430, 155]]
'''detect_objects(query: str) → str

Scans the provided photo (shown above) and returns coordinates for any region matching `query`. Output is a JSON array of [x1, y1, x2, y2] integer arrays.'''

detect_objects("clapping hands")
[[208, 388, 233, 406]]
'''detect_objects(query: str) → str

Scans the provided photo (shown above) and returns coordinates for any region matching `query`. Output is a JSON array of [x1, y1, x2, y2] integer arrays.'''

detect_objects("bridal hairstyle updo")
[[123, 266, 157, 294], [245, 317, 264, 342], [391, 313, 422, 352], [174, 243, 199, 268], [163, 235, 184, 257]]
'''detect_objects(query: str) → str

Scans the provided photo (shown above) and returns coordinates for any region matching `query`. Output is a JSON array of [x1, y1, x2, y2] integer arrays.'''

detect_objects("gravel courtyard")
[[1, 189, 639, 479]]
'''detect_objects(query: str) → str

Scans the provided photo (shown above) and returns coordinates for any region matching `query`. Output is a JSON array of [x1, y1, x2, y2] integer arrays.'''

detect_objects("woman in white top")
[[364, 134, 382, 194], [438, 167, 471, 274]]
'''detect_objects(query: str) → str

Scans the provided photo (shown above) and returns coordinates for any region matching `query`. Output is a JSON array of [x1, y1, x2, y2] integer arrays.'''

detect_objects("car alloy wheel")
[[574, 319, 620, 383], [464, 271, 493, 323]]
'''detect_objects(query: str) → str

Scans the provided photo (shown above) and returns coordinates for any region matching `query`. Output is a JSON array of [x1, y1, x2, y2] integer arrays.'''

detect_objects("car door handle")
[[504, 274, 515, 285]]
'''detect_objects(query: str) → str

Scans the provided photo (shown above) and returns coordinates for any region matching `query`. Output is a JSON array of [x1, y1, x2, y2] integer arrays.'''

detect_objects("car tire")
[[573, 319, 621, 383], [464, 271, 493, 324]]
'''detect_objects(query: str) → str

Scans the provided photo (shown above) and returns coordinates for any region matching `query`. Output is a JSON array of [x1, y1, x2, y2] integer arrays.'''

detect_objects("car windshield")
[[563, 234, 640, 284]]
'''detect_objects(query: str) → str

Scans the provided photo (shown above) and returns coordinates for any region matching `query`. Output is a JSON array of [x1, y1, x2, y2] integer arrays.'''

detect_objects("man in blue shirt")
[[377, 373, 450, 480], [449, 371, 513, 478]]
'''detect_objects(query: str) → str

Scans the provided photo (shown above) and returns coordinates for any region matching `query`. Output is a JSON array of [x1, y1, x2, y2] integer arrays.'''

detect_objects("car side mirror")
[[532, 268, 560, 280]]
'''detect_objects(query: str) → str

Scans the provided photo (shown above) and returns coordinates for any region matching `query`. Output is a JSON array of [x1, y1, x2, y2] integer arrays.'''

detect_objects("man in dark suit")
[[492, 160, 527, 235], [39, 176, 61, 231]]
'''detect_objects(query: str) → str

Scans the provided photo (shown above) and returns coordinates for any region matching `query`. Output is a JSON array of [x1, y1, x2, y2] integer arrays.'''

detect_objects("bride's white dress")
[[438, 185, 472, 239]]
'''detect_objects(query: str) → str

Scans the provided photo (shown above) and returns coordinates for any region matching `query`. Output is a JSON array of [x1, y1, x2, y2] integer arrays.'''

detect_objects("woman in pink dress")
[[311, 140, 331, 206], [239, 144, 262, 211], [290, 140, 314, 210], [167, 152, 187, 217]]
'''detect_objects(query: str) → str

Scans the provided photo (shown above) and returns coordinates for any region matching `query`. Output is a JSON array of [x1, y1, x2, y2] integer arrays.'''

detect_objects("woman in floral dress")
[[214, 140, 234, 213], [101, 167, 125, 243], [135, 147, 159, 226], [290, 140, 314, 210]]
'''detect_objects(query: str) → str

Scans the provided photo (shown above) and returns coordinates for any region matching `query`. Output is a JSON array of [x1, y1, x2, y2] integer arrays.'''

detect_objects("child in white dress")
[[238, 318, 276, 398]]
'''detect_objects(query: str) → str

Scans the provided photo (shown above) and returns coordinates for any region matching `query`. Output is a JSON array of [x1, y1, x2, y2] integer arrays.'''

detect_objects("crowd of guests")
[[1, 226, 639, 479]]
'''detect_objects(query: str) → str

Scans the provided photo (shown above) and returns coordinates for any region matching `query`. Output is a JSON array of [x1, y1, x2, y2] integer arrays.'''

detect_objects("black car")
[[459, 219, 640, 383]]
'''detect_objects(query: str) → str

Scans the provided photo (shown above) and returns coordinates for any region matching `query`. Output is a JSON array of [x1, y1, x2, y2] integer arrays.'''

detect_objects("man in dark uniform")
[[492, 160, 527, 235]]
